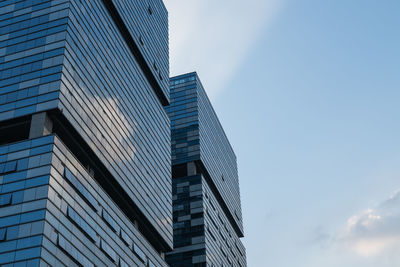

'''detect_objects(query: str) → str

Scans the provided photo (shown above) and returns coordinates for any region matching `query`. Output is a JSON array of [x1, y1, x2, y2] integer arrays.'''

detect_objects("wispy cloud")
[[164, 0, 284, 100], [339, 191, 400, 257]]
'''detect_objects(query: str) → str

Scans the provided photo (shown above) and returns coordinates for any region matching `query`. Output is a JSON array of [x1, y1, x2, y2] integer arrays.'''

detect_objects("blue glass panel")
[[67, 206, 96, 242], [102, 209, 120, 233], [100, 239, 117, 263], [0, 194, 11, 207], [20, 210, 45, 224], [57, 235, 94, 267], [14, 246, 41, 261], [64, 168, 98, 211], [0, 251, 14, 264], [31, 135, 54, 147], [16, 235, 42, 249], [0, 228, 6, 241], [133, 243, 146, 263], [2, 161, 16, 174]]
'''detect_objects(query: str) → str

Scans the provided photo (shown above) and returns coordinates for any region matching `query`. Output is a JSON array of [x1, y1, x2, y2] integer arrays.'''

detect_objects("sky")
[[164, 0, 400, 266]]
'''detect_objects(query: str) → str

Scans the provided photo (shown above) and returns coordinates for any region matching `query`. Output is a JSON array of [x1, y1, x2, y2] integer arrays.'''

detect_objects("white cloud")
[[340, 191, 400, 257], [164, 0, 283, 100]]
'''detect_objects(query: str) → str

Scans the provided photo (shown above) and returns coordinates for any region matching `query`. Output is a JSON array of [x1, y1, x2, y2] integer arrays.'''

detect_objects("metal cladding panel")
[[0, 135, 169, 266], [46, 135, 169, 266], [166, 72, 244, 236], [197, 76, 244, 234], [1, 0, 172, 250], [59, 0, 172, 247], [111, 0, 170, 102]]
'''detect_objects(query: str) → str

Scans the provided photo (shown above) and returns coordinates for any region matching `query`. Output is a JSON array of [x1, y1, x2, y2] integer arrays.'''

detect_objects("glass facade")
[[0, 0, 171, 266], [165, 72, 247, 266]]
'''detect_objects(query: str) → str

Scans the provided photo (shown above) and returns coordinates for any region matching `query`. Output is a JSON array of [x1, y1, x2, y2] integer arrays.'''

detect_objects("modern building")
[[165, 72, 246, 266], [0, 0, 172, 266]]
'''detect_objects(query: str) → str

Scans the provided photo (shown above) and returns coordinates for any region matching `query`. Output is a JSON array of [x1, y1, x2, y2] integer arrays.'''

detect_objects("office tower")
[[0, 0, 172, 266], [165, 72, 246, 266]]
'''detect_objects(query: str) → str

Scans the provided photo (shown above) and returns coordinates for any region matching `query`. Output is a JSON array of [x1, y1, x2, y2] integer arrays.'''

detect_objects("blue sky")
[[164, 0, 400, 266]]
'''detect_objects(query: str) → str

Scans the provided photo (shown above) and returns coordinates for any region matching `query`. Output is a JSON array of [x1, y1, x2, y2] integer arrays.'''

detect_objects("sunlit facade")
[[0, 0, 172, 266]]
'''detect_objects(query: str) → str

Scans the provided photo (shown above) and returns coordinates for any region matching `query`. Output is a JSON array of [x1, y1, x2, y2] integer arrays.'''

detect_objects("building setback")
[[0, 0, 172, 266], [165, 72, 247, 266]]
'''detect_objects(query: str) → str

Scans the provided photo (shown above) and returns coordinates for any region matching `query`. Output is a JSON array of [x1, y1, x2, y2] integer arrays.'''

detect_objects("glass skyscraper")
[[0, 0, 172, 266], [165, 72, 247, 266]]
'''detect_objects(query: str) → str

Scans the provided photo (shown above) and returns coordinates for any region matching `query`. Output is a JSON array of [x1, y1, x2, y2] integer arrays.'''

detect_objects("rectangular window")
[[0, 194, 12, 207], [0, 161, 17, 174], [119, 258, 129, 267], [102, 209, 120, 233], [0, 228, 6, 241], [120, 229, 132, 247], [100, 239, 118, 263], [64, 168, 98, 211], [67, 206, 97, 242], [132, 243, 146, 263], [148, 259, 156, 267], [58, 234, 94, 267]]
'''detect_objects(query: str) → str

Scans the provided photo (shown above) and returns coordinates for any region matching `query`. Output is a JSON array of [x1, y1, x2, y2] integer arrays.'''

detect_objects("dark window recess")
[[159, 72, 163, 81], [172, 164, 187, 178], [0, 115, 30, 146], [101, 0, 168, 106], [0, 194, 12, 207], [0, 228, 6, 241], [0, 161, 17, 175], [148, 5, 153, 15], [206, 226, 216, 241], [50, 110, 172, 252], [153, 61, 158, 71], [139, 35, 144, 45], [102, 209, 120, 233]]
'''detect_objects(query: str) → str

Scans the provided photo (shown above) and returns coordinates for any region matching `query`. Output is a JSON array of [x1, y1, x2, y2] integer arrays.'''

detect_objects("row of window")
[[64, 168, 98, 211], [63, 167, 157, 266], [0, 161, 17, 174], [205, 193, 245, 262], [58, 234, 94, 267], [170, 76, 196, 86]]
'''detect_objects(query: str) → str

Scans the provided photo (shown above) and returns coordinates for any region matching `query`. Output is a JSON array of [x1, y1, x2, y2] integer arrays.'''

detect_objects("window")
[[58, 234, 94, 267], [148, 259, 156, 267], [0, 161, 17, 174], [0, 228, 6, 241], [119, 258, 129, 267], [133, 242, 146, 263], [148, 5, 153, 15], [101, 239, 118, 263], [0, 194, 12, 207], [67, 206, 97, 242], [120, 229, 132, 247], [64, 168, 98, 211], [102, 209, 120, 233]]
